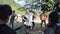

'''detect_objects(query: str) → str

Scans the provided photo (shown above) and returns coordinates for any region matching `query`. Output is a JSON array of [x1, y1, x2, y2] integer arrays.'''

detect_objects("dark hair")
[[26, 8, 30, 12], [42, 11, 45, 13], [0, 5, 12, 21], [48, 11, 59, 27], [26, 8, 30, 10], [26, 8, 35, 14]]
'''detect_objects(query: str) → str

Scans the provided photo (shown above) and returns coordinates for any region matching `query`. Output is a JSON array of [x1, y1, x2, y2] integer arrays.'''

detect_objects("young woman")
[[14, 8, 35, 34], [30, 11, 35, 29], [24, 8, 33, 34]]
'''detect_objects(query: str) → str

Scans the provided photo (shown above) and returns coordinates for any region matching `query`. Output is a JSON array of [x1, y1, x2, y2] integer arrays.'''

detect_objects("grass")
[[0, 0, 51, 16], [0, 0, 25, 15]]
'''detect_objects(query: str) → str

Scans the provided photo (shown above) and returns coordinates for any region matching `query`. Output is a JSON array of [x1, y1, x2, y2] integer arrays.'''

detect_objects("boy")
[[10, 10, 18, 29], [0, 5, 16, 34]]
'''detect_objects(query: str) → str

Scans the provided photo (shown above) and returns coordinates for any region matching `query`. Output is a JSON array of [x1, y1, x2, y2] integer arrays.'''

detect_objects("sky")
[[14, 0, 26, 7], [14, 0, 32, 6]]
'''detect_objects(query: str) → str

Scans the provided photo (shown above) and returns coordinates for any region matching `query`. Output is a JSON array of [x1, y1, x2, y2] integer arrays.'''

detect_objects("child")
[[40, 11, 47, 28], [10, 10, 18, 29]]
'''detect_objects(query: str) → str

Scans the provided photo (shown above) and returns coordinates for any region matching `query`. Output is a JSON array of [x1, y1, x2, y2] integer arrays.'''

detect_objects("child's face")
[[26, 9, 30, 14]]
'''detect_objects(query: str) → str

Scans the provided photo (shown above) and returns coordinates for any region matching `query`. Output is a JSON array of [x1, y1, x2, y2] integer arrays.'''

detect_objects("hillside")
[[0, 0, 37, 15], [0, 0, 25, 15]]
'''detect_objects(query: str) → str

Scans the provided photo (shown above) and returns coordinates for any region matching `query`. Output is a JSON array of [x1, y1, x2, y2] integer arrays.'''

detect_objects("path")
[[8, 14, 48, 34]]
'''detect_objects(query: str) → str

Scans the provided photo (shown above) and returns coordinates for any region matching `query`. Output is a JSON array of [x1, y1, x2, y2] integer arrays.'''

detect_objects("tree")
[[41, 0, 55, 12]]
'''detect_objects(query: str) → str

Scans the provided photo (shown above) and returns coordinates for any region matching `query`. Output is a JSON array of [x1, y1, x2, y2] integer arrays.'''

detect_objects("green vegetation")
[[0, 0, 25, 15], [0, 0, 59, 15]]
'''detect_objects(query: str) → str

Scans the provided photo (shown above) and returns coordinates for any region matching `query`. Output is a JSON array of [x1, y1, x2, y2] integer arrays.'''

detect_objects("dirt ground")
[[7, 14, 48, 34]]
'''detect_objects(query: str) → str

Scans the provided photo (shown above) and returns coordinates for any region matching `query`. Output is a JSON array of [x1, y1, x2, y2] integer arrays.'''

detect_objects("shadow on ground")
[[8, 21, 46, 34]]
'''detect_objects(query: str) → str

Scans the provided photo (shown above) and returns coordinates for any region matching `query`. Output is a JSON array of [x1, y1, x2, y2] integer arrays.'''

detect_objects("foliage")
[[0, 0, 60, 14], [0, 0, 25, 15], [42, 0, 60, 11], [41, 0, 55, 11]]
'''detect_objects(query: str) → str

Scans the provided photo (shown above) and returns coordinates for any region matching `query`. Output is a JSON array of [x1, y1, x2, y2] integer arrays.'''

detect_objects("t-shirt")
[[10, 14, 17, 23], [0, 24, 16, 34], [29, 12, 34, 22], [24, 13, 34, 26]]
